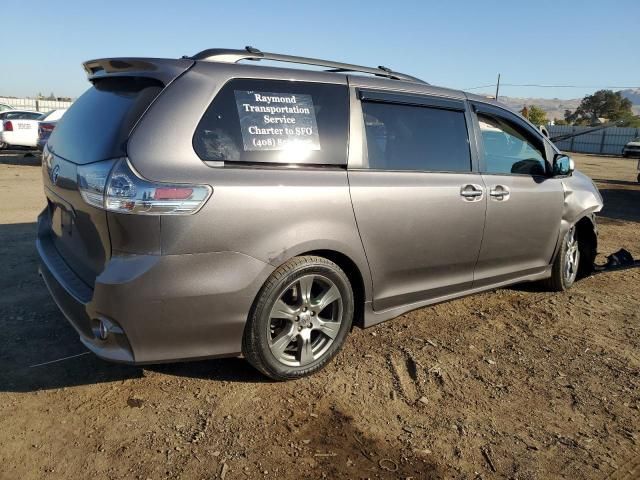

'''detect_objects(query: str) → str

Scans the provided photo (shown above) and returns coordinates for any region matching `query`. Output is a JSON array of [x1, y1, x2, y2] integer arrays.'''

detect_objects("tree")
[[618, 113, 640, 128], [520, 104, 548, 126], [574, 89, 634, 124]]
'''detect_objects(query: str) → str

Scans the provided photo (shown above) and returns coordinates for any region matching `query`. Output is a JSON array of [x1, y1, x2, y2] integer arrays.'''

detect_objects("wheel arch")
[[575, 215, 597, 276], [262, 247, 370, 330], [552, 212, 598, 277], [298, 249, 367, 329]]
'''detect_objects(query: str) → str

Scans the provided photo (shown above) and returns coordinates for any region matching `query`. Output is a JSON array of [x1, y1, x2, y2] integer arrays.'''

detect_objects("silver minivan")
[[37, 47, 603, 380]]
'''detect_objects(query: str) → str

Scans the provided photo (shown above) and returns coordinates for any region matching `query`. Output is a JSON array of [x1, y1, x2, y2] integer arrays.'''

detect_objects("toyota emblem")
[[51, 165, 60, 185]]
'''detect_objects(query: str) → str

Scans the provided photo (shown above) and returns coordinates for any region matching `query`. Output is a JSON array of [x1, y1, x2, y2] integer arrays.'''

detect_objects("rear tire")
[[543, 225, 580, 292], [243, 256, 354, 381]]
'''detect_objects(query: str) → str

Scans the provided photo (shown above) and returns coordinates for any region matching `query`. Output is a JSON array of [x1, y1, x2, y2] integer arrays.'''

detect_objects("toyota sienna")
[[37, 47, 603, 380]]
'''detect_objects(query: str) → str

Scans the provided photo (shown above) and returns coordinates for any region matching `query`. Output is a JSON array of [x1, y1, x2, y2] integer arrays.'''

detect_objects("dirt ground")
[[0, 152, 638, 480]]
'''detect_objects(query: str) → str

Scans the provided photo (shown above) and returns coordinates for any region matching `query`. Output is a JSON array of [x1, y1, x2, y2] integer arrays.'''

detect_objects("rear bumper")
[[0, 131, 37, 148], [37, 230, 136, 363], [37, 209, 274, 364], [623, 148, 640, 158]]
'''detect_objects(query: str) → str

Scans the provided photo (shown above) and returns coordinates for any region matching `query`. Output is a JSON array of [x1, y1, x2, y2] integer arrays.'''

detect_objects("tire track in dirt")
[[604, 452, 640, 480], [387, 350, 424, 403]]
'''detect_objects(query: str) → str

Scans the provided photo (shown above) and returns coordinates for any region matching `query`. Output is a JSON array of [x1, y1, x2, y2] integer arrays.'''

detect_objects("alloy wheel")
[[564, 226, 580, 284], [267, 274, 343, 367]]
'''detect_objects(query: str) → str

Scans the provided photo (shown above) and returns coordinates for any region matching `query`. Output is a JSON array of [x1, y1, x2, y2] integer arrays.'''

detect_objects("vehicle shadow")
[[147, 358, 270, 384], [0, 221, 268, 392], [594, 178, 639, 187], [0, 150, 41, 166], [597, 187, 640, 223]]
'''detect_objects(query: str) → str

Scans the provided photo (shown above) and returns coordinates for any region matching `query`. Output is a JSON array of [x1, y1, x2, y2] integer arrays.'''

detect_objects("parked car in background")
[[37, 48, 603, 380], [622, 137, 640, 158], [0, 108, 66, 150], [0, 110, 43, 149], [36, 109, 68, 152], [626, 138, 640, 182], [37, 123, 55, 152], [0, 103, 14, 112], [0, 110, 42, 124]]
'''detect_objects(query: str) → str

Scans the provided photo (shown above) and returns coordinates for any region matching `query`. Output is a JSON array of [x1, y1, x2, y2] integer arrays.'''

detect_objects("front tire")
[[543, 225, 581, 291], [243, 256, 354, 380]]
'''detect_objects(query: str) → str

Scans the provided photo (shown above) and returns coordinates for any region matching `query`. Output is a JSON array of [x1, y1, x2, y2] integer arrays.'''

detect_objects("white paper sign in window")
[[234, 91, 321, 151]]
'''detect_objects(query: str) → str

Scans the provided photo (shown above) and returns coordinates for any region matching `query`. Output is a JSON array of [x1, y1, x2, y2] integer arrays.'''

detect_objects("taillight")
[[38, 123, 55, 135], [77, 158, 212, 215], [4, 121, 13, 131]]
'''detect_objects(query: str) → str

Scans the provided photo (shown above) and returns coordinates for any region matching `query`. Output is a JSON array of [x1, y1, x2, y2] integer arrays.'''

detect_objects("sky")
[[2, 0, 639, 100]]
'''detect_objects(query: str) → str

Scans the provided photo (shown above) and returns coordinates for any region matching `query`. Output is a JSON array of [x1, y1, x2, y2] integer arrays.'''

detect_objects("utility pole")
[[495, 73, 501, 100]]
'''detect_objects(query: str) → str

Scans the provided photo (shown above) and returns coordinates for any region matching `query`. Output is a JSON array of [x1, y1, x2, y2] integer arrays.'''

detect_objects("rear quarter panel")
[[126, 62, 373, 301]]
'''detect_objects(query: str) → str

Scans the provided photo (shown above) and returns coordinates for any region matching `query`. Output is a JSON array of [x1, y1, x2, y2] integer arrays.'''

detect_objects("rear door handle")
[[460, 184, 484, 201], [489, 185, 510, 200]]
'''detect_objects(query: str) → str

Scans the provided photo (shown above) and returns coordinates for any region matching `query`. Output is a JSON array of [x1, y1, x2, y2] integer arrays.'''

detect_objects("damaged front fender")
[[561, 170, 603, 229], [554, 170, 603, 264]]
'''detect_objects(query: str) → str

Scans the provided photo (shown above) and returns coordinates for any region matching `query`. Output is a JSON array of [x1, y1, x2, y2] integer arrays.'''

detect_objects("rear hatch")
[[42, 58, 193, 286], [7, 117, 38, 132]]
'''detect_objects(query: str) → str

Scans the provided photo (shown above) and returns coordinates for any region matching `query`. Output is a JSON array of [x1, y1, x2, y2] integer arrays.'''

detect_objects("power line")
[[464, 83, 640, 90], [504, 83, 640, 89], [465, 84, 497, 90]]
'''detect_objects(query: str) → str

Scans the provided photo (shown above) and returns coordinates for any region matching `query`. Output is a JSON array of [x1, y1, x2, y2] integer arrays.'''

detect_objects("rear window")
[[3, 112, 42, 120], [48, 77, 163, 164], [193, 79, 349, 166]]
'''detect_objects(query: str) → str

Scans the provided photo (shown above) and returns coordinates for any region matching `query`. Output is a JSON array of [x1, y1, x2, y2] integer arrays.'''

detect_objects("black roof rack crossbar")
[[187, 46, 427, 84]]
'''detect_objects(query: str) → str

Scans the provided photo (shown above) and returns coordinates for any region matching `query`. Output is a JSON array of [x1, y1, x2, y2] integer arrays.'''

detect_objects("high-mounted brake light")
[[77, 158, 212, 215], [3, 121, 13, 132]]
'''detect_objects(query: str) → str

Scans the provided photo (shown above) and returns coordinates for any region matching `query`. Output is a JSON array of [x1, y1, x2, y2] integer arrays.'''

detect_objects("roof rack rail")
[[186, 46, 427, 84]]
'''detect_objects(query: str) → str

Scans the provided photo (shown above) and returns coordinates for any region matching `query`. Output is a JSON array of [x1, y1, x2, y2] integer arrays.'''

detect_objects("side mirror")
[[553, 153, 574, 176]]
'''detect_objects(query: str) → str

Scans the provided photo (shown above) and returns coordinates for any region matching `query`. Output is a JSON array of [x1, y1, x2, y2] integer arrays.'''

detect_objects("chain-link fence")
[[0, 96, 73, 113], [549, 125, 640, 156]]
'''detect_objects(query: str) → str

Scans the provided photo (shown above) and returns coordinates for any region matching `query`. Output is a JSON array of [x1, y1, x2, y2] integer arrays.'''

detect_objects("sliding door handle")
[[460, 184, 484, 200], [489, 185, 510, 200]]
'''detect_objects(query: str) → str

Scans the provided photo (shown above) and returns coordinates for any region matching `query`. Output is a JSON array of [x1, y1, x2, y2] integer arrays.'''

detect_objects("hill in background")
[[496, 88, 640, 120]]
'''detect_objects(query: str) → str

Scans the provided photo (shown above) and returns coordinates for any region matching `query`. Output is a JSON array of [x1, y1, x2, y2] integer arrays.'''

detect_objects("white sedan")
[[0, 110, 43, 149], [0, 109, 66, 149]]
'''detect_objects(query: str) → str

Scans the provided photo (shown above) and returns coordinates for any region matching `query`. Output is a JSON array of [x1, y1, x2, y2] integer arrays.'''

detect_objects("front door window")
[[478, 113, 546, 176]]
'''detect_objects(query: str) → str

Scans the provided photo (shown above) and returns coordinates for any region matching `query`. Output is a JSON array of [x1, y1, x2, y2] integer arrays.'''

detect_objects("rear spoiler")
[[82, 58, 194, 84]]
